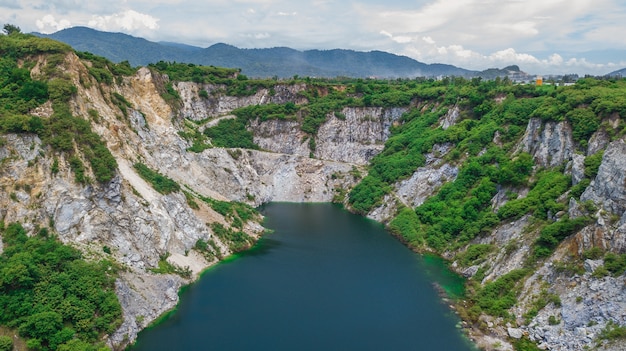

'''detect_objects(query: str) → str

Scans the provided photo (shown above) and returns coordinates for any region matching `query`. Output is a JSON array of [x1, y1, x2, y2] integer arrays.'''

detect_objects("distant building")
[[536, 76, 543, 86]]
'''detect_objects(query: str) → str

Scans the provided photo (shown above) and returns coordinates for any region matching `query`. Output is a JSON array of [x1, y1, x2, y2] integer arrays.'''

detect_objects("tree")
[[3, 24, 21, 35]]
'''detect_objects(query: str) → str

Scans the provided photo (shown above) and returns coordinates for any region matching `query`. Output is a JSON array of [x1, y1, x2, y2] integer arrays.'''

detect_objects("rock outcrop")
[[517, 118, 575, 168]]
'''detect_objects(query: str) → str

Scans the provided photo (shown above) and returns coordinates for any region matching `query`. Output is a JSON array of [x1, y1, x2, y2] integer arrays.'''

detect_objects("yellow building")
[[536, 76, 543, 86]]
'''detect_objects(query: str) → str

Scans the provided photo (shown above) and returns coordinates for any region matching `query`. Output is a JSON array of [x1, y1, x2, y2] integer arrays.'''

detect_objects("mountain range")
[[35, 26, 479, 78]]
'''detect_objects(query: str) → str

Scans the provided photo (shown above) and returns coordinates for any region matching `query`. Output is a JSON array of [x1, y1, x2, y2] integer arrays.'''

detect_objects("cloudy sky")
[[2, 0, 625, 75]]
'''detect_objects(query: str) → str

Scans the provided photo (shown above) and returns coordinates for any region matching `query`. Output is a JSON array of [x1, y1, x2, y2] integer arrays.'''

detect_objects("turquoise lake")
[[132, 203, 476, 351]]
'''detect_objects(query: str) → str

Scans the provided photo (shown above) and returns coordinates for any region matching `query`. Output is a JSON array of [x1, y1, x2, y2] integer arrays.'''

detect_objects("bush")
[[456, 244, 494, 267], [534, 216, 591, 258], [584, 151, 604, 179], [204, 119, 258, 149], [475, 269, 528, 317], [598, 320, 626, 341], [0, 336, 13, 351], [133, 163, 180, 194], [388, 207, 423, 248]]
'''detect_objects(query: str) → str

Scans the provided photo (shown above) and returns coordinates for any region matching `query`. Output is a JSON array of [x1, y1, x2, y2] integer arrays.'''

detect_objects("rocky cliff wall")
[[457, 117, 626, 351], [176, 81, 308, 120], [0, 58, 361, 347]]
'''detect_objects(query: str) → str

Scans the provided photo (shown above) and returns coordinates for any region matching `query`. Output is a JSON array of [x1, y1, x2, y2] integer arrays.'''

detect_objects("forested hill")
[[34, 26, 476, 78]]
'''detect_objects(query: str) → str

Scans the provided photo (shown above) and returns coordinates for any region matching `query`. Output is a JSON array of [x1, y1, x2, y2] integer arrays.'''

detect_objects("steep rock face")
[[581, 140, 626, 216], [0, 133, 213, 347], [513, 255, 626, 351], [111, 272, 186, 345], [517, 118, 574, 168], [314, 107, 408, 164], [472, 215, 533, 283], [176, 81, 307, 120], [176, 81, 408, 166], [250, 119, 310, 157], [185, 148, 357, 205]]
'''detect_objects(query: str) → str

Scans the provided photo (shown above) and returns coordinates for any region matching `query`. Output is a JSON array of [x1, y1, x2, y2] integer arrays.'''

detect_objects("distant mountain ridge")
[[35, 26, 477, 78], [608, 67, 626, 77]]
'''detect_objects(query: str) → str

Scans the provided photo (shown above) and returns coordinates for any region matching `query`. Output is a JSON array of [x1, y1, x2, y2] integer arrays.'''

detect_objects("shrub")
[[204, 119, 258, 149], [584, 151, 604, 179], [456, 244, 494, 267], [475, 269, 528, 317], [0, 336, 12, 351], [133, 163, 180, 194]]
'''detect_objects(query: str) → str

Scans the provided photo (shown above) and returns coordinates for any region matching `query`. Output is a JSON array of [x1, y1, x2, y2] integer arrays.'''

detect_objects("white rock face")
[[517, 118, 574, 168], [314, 107, 408, 165], [569, 153, 586, 185], [251, 119, 310, 157], [176, 81, 307, 120], [581, 139, 626, 215]]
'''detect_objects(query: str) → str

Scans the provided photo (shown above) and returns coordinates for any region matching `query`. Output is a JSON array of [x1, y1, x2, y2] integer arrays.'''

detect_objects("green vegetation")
[[194, 238, 221, 261], [584, 150, 604, 179], [523, 288, 562, 323], [456, 244, 494, 267], [133, 163, 180, 194], [533, 216, 592, 258], [209, 223, 254, 253], [204, 118, 259, 149], [149, 253, 191, 279], [0, 28, 118, 184], [598, 320, 626, 342], [0, 223, 121, 350], [512, 337, 543, 351], [474, 269, 528, 318], [0, 336, 12, 351], [76, 52, 137, 84], [148, 61, 238, 83], [196, 195, 259, 230]]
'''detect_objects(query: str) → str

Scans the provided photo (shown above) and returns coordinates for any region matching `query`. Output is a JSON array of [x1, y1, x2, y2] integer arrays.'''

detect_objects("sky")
[[1, 0, 625, 75]]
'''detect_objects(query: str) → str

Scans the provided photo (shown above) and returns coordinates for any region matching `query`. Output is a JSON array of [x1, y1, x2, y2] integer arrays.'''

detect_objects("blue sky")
[[2, 0, 625, 75]]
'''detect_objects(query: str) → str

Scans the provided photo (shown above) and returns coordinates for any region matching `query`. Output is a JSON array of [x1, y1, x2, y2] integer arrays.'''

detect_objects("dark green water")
[[132, 203, 475, 351]]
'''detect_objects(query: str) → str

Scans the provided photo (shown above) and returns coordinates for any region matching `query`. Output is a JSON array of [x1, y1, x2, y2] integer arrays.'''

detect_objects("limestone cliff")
[[0, 55, 360, 348]]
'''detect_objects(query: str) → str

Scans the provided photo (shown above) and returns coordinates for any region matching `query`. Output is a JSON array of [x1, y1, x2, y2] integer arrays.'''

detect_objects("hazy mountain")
[[34, 26, 194, 64], [35, 27, 477, 78], [607, 67, 626, 77], [477, 65, 534, 81]]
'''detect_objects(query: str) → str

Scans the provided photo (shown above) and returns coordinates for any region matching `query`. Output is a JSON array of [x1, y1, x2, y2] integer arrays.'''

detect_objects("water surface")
[[132, 203, 474, 351]]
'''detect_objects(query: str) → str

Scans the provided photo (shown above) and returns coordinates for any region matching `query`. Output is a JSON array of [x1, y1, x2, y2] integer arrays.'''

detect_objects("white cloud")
[[88, 9, 159, 32], [380, 30, 412, 44], [422, 36, 435, 45], [241, 32, 270, 39], [35, 14, 71, 33]]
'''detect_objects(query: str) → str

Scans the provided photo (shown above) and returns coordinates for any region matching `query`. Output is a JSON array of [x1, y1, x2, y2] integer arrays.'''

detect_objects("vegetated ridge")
[[2, 25, 626, 351]]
